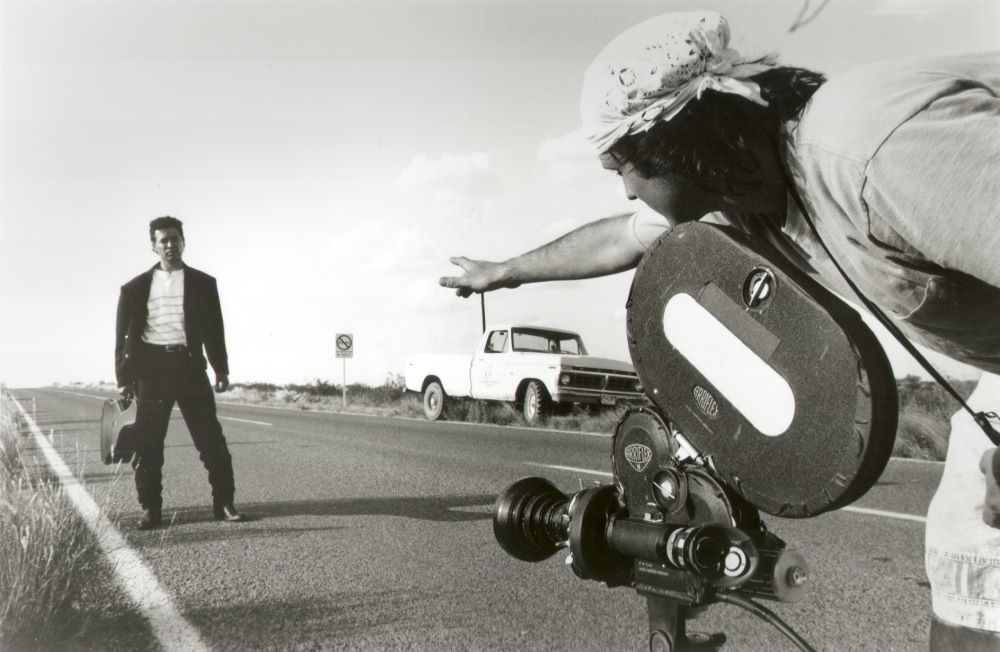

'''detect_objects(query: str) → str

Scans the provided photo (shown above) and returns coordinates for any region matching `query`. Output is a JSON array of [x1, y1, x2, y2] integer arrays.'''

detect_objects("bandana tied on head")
[[580, 11, 776, 155]]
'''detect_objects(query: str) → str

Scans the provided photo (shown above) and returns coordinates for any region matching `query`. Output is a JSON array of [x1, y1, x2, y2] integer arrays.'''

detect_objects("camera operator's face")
[[601, 153, 715, 225]]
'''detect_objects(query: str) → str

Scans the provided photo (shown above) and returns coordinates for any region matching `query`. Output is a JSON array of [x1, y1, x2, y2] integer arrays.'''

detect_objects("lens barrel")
[[604, 519, 758, 588], [493, 477, 570, 562]]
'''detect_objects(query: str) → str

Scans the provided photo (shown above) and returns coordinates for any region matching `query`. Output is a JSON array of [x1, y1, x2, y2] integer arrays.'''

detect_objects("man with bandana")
[[441, 11, 1000, 649]]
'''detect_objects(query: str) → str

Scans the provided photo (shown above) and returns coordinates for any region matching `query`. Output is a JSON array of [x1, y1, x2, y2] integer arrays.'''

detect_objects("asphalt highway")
[[10, 387, 941, 651]]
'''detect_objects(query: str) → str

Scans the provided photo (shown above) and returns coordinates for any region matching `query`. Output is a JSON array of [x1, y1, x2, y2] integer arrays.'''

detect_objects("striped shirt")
[[143, 268, 187, 345]]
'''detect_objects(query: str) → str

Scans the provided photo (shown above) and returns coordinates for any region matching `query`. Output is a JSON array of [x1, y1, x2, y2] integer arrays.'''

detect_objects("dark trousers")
[[929, 615, 1000, 651], [132, 346, 235, 511]]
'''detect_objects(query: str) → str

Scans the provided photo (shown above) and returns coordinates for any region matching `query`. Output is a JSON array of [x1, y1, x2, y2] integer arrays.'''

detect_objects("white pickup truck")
[[404, 325, 645, 425]]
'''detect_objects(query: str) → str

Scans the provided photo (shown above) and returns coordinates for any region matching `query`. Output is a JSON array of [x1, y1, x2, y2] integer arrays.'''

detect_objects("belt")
[[145, 343, 188, 353]]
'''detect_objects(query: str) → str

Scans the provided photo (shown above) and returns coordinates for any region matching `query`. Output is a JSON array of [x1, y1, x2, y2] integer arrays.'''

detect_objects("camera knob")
[[652, 469, 687, 513]]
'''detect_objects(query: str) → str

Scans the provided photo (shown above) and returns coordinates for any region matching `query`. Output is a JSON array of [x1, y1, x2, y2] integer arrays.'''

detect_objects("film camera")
[[493, 223, 899, 651]]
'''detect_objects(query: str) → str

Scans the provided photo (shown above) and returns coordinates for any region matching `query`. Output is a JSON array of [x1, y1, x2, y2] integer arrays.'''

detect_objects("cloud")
[[537, 128, 591, 162], [530, 127, 633, 232], [395, 152, 491, 195], [392, 151, 497, 228], [536, 128, 596, 183], [396, 275, 471, 315]]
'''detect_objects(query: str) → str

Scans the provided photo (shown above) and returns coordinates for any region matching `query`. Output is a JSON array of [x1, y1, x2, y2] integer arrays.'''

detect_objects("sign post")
[[335, 333, 354, 409]]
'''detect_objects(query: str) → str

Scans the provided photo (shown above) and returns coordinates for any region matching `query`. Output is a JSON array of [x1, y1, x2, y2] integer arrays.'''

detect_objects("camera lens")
[[493, 477, 570, 562]]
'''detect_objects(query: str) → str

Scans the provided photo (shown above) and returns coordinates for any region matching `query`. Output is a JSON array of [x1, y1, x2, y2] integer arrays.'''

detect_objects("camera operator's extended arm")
[[439, 213, 647, 298]]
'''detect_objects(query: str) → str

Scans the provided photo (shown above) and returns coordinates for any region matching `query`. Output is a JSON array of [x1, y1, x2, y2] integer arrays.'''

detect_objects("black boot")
[[137, 508, 162, 530], [213, 503, 246, 522]]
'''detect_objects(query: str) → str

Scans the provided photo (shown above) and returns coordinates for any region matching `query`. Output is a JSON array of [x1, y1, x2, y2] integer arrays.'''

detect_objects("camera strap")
[[776, 153, 1000, 446]]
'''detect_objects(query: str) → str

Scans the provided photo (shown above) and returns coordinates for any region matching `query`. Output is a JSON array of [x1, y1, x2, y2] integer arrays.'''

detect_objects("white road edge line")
[[838, 505, 926, 523], [525, 462, 612, 478], [525, 462, 927, 524], [10, 395, 210, 652], [218, 416, 272, 426]]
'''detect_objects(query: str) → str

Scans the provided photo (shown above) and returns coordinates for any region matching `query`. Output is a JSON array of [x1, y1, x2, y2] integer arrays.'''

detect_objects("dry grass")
[[222, 381, 955, 460], [893, 409, 950, 461], [221, 380, 628, 432], [0, 391, 98, 651], [223, 383, 428, 419]]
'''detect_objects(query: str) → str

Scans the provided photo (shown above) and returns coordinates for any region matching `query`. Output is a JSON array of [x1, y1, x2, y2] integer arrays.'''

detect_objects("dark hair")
[[606, 65, 827, 196], [149, 216, 184, 242]]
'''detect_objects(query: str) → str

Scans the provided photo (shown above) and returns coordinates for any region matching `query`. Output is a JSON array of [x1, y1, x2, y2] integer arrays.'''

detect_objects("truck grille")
[[561, 371, 641, 394], [606, 376, 639, 392], [565, 373, 604, 389]]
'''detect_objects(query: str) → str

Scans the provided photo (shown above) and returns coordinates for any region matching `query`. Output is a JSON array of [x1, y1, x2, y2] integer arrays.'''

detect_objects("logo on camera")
[[693, 385, 719, 418], [742, 267, 776, 309], [624, 443, 653, 472]]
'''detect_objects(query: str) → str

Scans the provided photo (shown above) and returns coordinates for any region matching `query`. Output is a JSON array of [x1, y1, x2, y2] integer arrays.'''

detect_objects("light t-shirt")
[[143, 268, 187, 346]]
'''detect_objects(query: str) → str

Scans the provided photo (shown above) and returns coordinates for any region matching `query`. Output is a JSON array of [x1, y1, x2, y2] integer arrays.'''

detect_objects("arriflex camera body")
[[493, 223, 899, 651]]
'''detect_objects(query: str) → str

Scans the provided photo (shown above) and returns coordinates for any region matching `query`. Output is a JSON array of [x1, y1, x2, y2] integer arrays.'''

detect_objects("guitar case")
[[626, 222, 897, 517], [100, 398, 138, 465]]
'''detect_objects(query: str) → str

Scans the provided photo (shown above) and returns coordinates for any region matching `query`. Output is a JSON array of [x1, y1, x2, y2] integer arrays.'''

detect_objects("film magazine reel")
[[492, 222, 898, 651], [627, 222, 897, 517]]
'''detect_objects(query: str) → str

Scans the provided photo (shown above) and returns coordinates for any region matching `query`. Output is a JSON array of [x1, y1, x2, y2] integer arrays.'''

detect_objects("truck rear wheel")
[[423, 381, 445, 421], [522, 380, 549, 426]]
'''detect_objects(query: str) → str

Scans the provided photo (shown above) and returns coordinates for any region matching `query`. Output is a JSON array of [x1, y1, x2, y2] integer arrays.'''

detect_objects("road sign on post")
[[335, 333, 353, 409], [335, 333, 354, 358]]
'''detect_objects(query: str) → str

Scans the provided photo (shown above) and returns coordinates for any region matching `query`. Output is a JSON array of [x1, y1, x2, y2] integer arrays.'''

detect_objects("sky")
[[1, 0, 997, 389]]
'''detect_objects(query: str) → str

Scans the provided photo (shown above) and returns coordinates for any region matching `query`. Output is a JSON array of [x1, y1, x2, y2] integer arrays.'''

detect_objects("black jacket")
[[115, 264, 229, 386]]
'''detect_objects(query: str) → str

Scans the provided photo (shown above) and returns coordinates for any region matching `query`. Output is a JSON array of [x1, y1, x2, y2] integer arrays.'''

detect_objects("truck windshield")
[[511, 329, 586, 355]]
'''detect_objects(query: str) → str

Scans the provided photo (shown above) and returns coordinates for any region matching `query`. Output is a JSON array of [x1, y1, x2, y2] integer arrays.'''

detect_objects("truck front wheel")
[[423, 381, 445, 421], [522, 380, 550, 426]]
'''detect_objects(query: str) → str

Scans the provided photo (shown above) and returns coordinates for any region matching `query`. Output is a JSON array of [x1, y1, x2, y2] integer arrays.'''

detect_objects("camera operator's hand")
[[438, 215, 647, 299], [440, 257, 520, 298], [215, 374, 230, 393], [118, 384, 136, 401]]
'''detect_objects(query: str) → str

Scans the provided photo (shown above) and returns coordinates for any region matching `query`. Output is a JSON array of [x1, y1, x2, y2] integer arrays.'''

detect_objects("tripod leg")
[[647, 596, 680, 652], [646, 597, 726, 652]]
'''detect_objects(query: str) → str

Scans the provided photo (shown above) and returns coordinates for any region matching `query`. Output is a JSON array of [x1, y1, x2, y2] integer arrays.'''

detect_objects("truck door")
[[472, 329, 508, 400]]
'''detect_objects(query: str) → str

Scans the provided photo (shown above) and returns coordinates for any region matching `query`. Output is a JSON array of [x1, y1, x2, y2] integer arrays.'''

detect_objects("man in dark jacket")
[[115, 216, 244, 529]]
